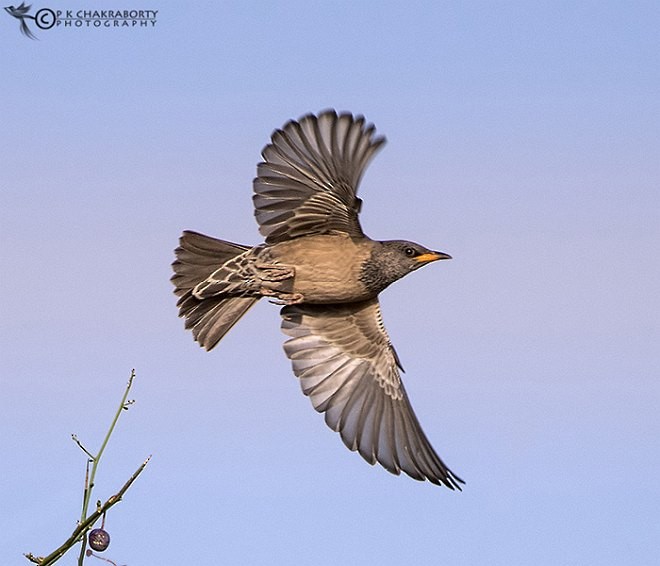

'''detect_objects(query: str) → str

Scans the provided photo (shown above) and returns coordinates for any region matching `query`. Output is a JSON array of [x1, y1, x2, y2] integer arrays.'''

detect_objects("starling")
[[172, 110, 463, 489]]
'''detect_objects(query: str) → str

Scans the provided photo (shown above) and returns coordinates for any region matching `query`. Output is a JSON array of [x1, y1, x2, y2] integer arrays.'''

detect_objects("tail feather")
[[172, 230, 259, 350], [172, 230, 250, 293]]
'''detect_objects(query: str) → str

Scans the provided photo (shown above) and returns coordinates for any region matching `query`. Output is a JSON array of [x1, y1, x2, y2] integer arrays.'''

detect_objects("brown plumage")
[[171, 110, 463, 489]]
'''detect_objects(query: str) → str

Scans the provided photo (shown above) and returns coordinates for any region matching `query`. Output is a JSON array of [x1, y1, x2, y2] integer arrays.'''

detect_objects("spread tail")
[[172, 230, 259, 351]]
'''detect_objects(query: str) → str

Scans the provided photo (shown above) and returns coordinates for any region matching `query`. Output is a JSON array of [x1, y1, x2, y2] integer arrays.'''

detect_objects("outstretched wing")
[[281, 299, 464, 489], [253, 110, 385, 244]]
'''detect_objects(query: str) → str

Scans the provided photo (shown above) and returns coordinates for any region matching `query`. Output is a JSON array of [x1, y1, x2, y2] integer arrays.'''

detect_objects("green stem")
[[25, 455, 150, 566], [76, 369, 136, 565]]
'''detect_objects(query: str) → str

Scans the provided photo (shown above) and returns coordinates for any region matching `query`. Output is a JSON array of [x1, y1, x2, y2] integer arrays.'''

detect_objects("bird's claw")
[[263, 290, 304, 305]]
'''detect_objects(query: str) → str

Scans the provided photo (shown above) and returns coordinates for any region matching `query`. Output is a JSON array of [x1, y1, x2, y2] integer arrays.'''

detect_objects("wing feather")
[[281, 299, 464, 489], [253, 110, 385, 243]]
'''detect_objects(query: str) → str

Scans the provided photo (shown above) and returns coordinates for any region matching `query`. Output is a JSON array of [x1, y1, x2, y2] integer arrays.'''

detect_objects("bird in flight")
[[172, 110, 464, 489]]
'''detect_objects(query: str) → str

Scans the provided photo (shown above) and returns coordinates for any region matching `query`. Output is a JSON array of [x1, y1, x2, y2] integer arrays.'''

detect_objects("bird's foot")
[[261, 289, 304, 305]]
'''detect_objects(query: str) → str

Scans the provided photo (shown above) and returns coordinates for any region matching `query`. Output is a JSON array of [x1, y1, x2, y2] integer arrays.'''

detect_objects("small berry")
[[88, 528, 110, 552]]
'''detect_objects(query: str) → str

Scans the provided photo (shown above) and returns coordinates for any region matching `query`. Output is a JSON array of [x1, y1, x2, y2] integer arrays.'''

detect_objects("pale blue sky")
[[1, 2, 659, 564]]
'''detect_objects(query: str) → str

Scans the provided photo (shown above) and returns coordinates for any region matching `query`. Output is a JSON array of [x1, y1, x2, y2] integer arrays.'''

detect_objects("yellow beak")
[[415, 251, 452, 263]]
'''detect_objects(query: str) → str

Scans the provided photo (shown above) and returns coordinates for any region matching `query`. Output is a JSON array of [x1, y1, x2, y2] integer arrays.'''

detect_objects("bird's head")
[[385, 239, 451, 272], [360, 239, 451, 294], [5, 4, 28, 16]]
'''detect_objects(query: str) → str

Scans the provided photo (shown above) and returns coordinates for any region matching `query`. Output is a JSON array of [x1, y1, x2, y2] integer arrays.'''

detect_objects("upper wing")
[[281, 298, 464, 489], [253, 110, 385, 243]]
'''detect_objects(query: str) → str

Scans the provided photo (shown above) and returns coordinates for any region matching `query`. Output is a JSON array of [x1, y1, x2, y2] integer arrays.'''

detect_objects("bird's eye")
[[404, 247, 416, 257]]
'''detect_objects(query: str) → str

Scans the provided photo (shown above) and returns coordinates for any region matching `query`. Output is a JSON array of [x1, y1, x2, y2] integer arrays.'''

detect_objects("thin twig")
[[86, 549, 127, 565], [76, 369, 136, 564], [24, 455, 151, 566], [71, 435, 95, 460], [25, 370, 145, 566]]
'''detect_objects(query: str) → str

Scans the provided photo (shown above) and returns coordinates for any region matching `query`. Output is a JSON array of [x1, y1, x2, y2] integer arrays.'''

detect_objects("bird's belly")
[[293, 264, 370, 303], [267, 235, 373, 304]]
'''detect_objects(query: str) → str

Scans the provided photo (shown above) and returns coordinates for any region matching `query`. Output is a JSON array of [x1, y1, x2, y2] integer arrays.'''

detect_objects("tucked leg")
[[260, 289, 304, 305]]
